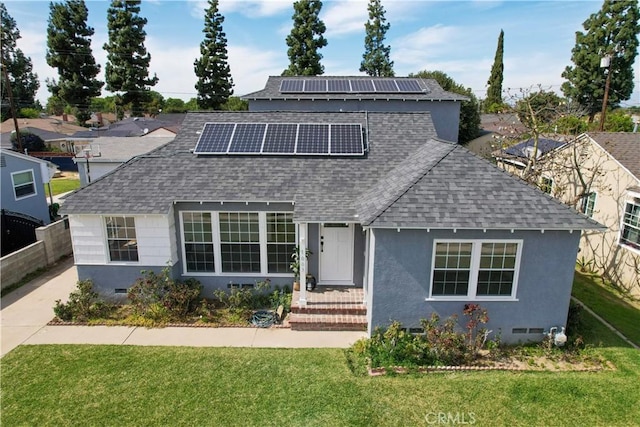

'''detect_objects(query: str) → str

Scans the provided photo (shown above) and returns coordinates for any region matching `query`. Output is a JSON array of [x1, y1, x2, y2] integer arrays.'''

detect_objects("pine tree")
[[283, 0, 327, 76], [46, 0, 103, 125], [561, 0, 639, 120], [485, 29, 504, 112], [194, 0, 234, 110], [1, 3, 39, 121], [360, 0, 393, 77], [103, 0, 158, 118]]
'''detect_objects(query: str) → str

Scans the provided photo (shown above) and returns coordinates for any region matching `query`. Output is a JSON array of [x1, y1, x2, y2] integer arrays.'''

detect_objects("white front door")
[[319, 223, 354, 285]]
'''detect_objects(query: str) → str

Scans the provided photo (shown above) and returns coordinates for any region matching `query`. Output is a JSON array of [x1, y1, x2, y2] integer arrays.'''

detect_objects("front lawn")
[[2, 345, 639, 426], [572, 270, 640, 346], [45, 177, 80, 197]]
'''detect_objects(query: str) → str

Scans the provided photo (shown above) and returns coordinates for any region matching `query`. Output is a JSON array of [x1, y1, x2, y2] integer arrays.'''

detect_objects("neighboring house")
[[61, 111, 601, 343], [0, 126, 73, 151], [466, 114, 528, 159], [72, 117, 180, 139], [0, 118, 86, 150], [73, 136, 174, 186], [242, 76, 468, 142], [522, 132, 640, 296], [493, 137, 568, 185], [1, 149, 57, 255]]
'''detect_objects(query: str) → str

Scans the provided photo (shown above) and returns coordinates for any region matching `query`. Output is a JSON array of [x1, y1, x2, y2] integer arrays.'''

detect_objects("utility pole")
[[1, 63, 22, 151], [599, 55, 612, 132]]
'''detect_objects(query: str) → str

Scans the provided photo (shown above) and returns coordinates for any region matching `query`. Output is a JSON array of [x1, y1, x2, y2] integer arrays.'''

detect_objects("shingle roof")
[[73, 137, 174, 163], [503, 138, 567, 158], [243, 76, 469, 102], [61, 111, 600, 231], [587, 132, 640, 181]]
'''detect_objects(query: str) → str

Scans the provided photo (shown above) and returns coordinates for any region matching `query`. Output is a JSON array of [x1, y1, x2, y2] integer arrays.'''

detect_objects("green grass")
[[45, 178, 80, 197], [2, 345, 639, 427], [572, 270, 640, 346]]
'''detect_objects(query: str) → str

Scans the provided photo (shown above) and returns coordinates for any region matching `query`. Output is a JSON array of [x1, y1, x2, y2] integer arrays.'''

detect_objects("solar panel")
[[280, 79, 303, 92], [330, 124, 364, 155], [304, 79, 327, 92], [350, 79, 375, 92], [395, 79, 423, 92], [373, 79, 399, 92], [228, 123, 266, 153], [263, 124, 297, 154], [194, 123, 235, 153], [296, 124, 329, 154], [327, 79, 350, 92]]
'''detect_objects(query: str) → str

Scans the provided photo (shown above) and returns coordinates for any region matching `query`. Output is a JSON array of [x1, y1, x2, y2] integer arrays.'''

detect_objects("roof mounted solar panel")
[[280, 79, 304, 92], [350, 79, 375, 92], [373, 79, 399, 92], [327, 79, 351, 92], [395, 79, 423, 92], [297, 124, 329, 154], [228, 123, 266, 153], [194, 123, 235, 154], [304, 79, 328, 92], [330, 124, 364, 155], [263, 123, 297, 154]]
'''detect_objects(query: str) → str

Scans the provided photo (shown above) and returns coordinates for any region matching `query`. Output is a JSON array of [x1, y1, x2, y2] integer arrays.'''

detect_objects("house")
[[466, 113, 528, 159], [493, 137, 568, 185], [521, 132, 640, 296], [242, 76, 468, 142], [1, 149, 57, 255], [72, 117, 180, 139], [61, 110, 601, 342], [73, 136, 174, 186], [0, 117, 86, 150]]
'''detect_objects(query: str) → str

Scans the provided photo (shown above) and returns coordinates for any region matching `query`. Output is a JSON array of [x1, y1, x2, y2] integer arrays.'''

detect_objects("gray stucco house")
[[61, 109, 601, 343], [243, 76, 467, 142]]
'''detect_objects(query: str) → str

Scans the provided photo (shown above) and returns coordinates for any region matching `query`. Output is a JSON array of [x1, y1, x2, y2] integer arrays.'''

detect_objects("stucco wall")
[[77, 161, 120, 186], [369, 228, 581, 344], [248, 99, 462, 143]]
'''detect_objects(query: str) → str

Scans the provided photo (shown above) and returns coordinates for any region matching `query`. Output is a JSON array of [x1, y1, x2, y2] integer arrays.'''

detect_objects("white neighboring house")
[[73, 137, 174, 186]]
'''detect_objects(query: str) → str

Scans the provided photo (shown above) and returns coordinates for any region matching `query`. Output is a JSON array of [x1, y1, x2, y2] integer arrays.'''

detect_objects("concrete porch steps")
[[289, 286, 367, 332]]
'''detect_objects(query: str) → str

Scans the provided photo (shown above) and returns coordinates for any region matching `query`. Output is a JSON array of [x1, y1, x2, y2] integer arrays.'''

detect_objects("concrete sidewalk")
[[1, 260, 366, 357]]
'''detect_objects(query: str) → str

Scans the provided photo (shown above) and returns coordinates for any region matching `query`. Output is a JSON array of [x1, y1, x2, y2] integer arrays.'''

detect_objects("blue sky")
[[5, 0, 640, 107]]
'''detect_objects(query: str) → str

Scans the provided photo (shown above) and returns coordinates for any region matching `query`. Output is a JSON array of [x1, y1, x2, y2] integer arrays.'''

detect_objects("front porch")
[[289, 286, 367, 331]]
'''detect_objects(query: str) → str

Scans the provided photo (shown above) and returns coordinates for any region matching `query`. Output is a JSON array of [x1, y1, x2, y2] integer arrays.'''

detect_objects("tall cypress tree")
[[194, 0, 233, 110], [561, 0, 639, 120], [360, 0, 394, 77], [485, 29, 504, 111], [283, 0, 327, 76], [103, 0, 158, 118], [0, 3, 39, 121], [46, 0, 103, 125]]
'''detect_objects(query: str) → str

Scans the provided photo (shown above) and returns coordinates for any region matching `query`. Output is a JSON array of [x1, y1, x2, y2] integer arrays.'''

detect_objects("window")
[[105, 216, 138, 262], [431, 240, 521, 299], [183, 212, 214, 272], [581, 192, 597, 218], [12, 170, 36, 199], [620, 201, 640, 251], [267, 212, 296, 273], [219, 212, 260, 273], [540, 176, 553, 194]]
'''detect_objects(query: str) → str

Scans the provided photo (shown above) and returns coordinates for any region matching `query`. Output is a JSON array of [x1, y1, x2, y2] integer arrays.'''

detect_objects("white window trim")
[[618, 199, 640, 255], [11, 169, 37, 200], [179, 210, 296, 277], [426, 239, 523, 302], [540, 176, 554, 194], [581, 191, 597, 218], [103, 215, 140, 265]]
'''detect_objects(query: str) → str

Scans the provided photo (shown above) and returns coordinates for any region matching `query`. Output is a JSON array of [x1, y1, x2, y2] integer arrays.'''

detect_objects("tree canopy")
[[360, 0, 394, 77], [485, 29, 504, 112], [561, 0, 639, 119], [194, 0, 234, 110], [46, 0, 103, 125], [1, 3, 39, 121], [410, 70, 480, 144], [103, 0, 158, 118], [283, 0, 327, 76]]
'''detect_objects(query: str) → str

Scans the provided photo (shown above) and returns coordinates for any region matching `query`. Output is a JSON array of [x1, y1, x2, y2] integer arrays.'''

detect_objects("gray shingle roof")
[[243, 76, 469, 102], [587, 132, 640, 181], [61, 111, 601, 231]]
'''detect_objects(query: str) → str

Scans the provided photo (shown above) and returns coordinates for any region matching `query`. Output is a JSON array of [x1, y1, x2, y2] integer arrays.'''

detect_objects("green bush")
[[53, 280, 110, 322], [127, 267, 202, 322]]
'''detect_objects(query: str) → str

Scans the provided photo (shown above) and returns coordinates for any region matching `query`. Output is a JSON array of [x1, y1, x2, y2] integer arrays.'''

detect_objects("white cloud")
[[227, 44, 287, 95], [322, 0, 367, 37], [190, 0, 293, 19], [392, 25, 463, 68]]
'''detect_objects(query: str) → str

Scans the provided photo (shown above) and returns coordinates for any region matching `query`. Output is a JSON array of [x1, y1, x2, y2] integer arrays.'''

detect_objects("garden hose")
[[251, 310, 277, 328]]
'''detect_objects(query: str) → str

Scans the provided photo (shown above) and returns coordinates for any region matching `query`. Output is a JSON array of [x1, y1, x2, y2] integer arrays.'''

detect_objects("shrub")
[[11, 131, 46, 151], [53, 280, 110, 321], [128, 267, 202, 322]]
